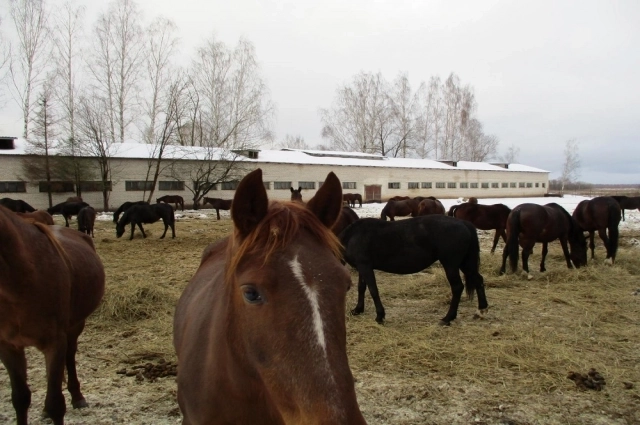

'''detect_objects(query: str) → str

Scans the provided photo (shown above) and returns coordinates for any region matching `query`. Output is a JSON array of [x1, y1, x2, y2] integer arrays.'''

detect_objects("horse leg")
[[64, 214, 70, 227], [588, 231, 596, 259], [350, 270, 367, 316], [490, 230, 501, 254], [0, 343, 31, 425], [170, 222, 176, 238], [597, 228, 610, 259], [440, 266, 465, 326], [42, 336, 68, 425], [559, 237, 574, 269], [499, 242, 509, 275], [66, 322, 88, 408], [160, 220, 168, 239], [540, 242, 548, 272], [521, 243, 534, 280], [216, 209, 221, 220], [353, 267, 386, 324], [138, 223, 147, 238]]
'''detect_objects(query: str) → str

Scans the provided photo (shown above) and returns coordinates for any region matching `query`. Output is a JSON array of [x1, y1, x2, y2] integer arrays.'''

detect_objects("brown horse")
[[448, 202, 512, 253], [611, 195, 640, 221], [157, 194, 184, 211], [290, 186, 303, 202], [342, 193, 362, 208], [173, 169, 366, 424], [380, 198, 419, 221], [417, 197, 445, 216], [202, 197, 232, 220], [0, 205, 105, 425], [78, 206, 97, 238], [500, 203, 587, 279], [332, 206, 360, 236], [388, 195, 410, 202], [16, 209, 55, 225], [572, 196, 621, 265]]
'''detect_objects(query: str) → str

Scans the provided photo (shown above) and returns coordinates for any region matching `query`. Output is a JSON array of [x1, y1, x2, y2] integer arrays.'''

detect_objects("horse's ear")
[[232, 169, 269, 238], [306, 172, 342, 228], [290, 187, 294, 193], [298, 186, 302, 192]]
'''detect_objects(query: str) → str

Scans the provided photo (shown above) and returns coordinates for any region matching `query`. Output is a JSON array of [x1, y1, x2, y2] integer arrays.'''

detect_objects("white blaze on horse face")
[[289, 255, 327, 354]]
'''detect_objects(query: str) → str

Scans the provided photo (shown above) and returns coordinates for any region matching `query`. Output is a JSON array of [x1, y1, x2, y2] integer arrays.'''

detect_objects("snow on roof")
[[1, 138, 549, 174]]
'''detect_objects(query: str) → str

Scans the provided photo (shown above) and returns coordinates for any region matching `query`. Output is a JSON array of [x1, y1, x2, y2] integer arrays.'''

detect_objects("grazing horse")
[[380, 198, 419, 221], [417, 197, 445, 216], [448, 202, 512, 253], [572, 196, 621, 265], [156, 194, 184, 211], [332, 206, 360, 236], [16, 210, 55, 225], [0, 197, 36, 213], [113, 200, 149, 223], [290, 186, 303, 202], [77, 206, 97, 238], [173, 169, 366, 425], [342, 193, 362, 208], [611, 195, 640, 222], [116, 203, 176, 240], [0, 205, 105, 425], [48, 201, 91, 227], [202, 197, 232, 220], [388, 195, 411, 202], [66, 196, 83, 203], [340, 215, 488, 325], [500, 203, 587, 279]]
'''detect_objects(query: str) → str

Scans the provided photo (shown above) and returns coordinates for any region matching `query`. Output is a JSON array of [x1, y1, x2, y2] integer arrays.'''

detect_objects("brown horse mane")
[[33, 221, 74, 272], [226, 200, 342, 280]]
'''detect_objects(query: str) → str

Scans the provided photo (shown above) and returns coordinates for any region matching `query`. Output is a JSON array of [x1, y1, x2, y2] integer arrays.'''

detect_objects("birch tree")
[[560, 138, 580, 193], [7, 0, 50, 138]]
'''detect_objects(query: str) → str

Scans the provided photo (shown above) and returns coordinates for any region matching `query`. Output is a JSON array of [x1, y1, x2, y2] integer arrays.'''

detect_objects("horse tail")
[[608, 201, 621, 260], [448, 205, 458, 217], [462, 223, 482, 300], [380, 204, 388, 221], [33, 222, 73, 272], [507, 208, 521, 273]]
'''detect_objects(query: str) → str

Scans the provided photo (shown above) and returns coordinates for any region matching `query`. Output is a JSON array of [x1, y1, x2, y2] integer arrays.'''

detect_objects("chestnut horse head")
[[174, 169, 367, 425]]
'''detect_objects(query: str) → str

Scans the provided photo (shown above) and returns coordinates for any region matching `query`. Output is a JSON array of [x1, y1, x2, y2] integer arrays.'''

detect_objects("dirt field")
[[1, 211, 639, 425]]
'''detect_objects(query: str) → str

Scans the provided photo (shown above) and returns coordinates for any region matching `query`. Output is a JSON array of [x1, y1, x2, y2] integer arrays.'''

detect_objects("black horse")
[[202, 197, 232, 220], [47, 201, 90, 227], [113, 200, 149, 223], [339, 215, 488, 326], [611, 195, 640, 222], [116, 203, 176, 240], [0, 197, 36, 213], [77, 206, 97, 238]]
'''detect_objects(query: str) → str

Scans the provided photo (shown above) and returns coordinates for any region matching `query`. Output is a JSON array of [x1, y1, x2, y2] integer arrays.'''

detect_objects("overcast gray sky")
[[2, 0, 639, 184]]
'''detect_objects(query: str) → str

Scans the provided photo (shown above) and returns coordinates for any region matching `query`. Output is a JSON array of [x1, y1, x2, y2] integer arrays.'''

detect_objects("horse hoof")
[[73, 399, 88, 409], [438, 320, 451, 327], [527, 274, 533, 280], [473, 309, 487, 320], [375, 318, 385, 325], [604, 258, 613, 266], [350, 308, 363, 316]]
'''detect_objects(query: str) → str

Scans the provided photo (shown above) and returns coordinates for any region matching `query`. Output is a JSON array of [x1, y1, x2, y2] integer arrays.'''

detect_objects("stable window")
[[535, 182, 539, 188], [470, 183, 478, 188], [40, 181, 75, 193], [408, 182, 419, 189], [501, 182, 509, 188], [421, 182, 432, 189], [299, 181, 315, 190], [519, 182, 525, 188], [126, 181, 153, 191], [542, 183, 546, 188], [343, 182, 356, 189], [526, 183, 533, 188], [460, 182, 469, 189], [0, 181, 26, 193], [263, 182, 271, 190], [435, 182, 445, 189], [388, 182, 400, 189], [491, 182, 499, 188], [221, 181, 239, 190], [79, 181, 112, 192], [481, 183, 489, 189], [159, 181, 184, 191], [274, 181, 292, 190], [447, 182, 456, 189], [510, 182, 517, 188]]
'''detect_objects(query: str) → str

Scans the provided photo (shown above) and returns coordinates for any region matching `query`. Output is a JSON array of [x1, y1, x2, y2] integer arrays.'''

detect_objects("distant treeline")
[[549, 179, 640, 197]]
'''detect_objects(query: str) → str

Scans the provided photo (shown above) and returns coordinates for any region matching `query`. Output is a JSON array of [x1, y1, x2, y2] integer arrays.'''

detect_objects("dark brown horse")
[[572, 196, 621, 265], [448, 202, 512, 253], [0, 205, 105, 425], [116, 203, 176, 240], [173, 169, 366, 424], [47, 201, 91, 227], [290, 186, 303, 202], [500, 203, 587, 279], [156, 194, 184, 211], [611, 195, 640, 221], [0, 197, 36, 213], [78, 206, 97, 238], [417, 197, 445, 216], [332, 206, 359, 236], [16, 210, 55, 225], [202, 197, 232, 220], [388, 195, 410, 202], [380, 198, 419, 221], [342, 193, 362, 208]]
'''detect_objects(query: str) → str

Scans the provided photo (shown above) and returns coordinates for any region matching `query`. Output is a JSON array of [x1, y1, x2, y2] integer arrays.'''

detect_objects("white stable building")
[[0, 136, 549, 211]]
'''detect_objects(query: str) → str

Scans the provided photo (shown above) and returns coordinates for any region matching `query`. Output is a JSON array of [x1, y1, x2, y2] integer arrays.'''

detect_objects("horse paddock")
[[1, 211, 639, 424]]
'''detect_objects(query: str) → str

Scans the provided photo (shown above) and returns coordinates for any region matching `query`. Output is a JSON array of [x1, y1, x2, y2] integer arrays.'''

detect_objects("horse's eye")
[[242, 286, 263, 304]]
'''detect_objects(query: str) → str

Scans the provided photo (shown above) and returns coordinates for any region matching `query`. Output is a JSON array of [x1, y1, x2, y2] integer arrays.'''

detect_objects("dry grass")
[[18, 215, 640, 424]]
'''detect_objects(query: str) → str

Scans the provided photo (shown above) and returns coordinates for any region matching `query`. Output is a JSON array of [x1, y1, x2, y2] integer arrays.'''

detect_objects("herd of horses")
[[1, 185, 639, 424]]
